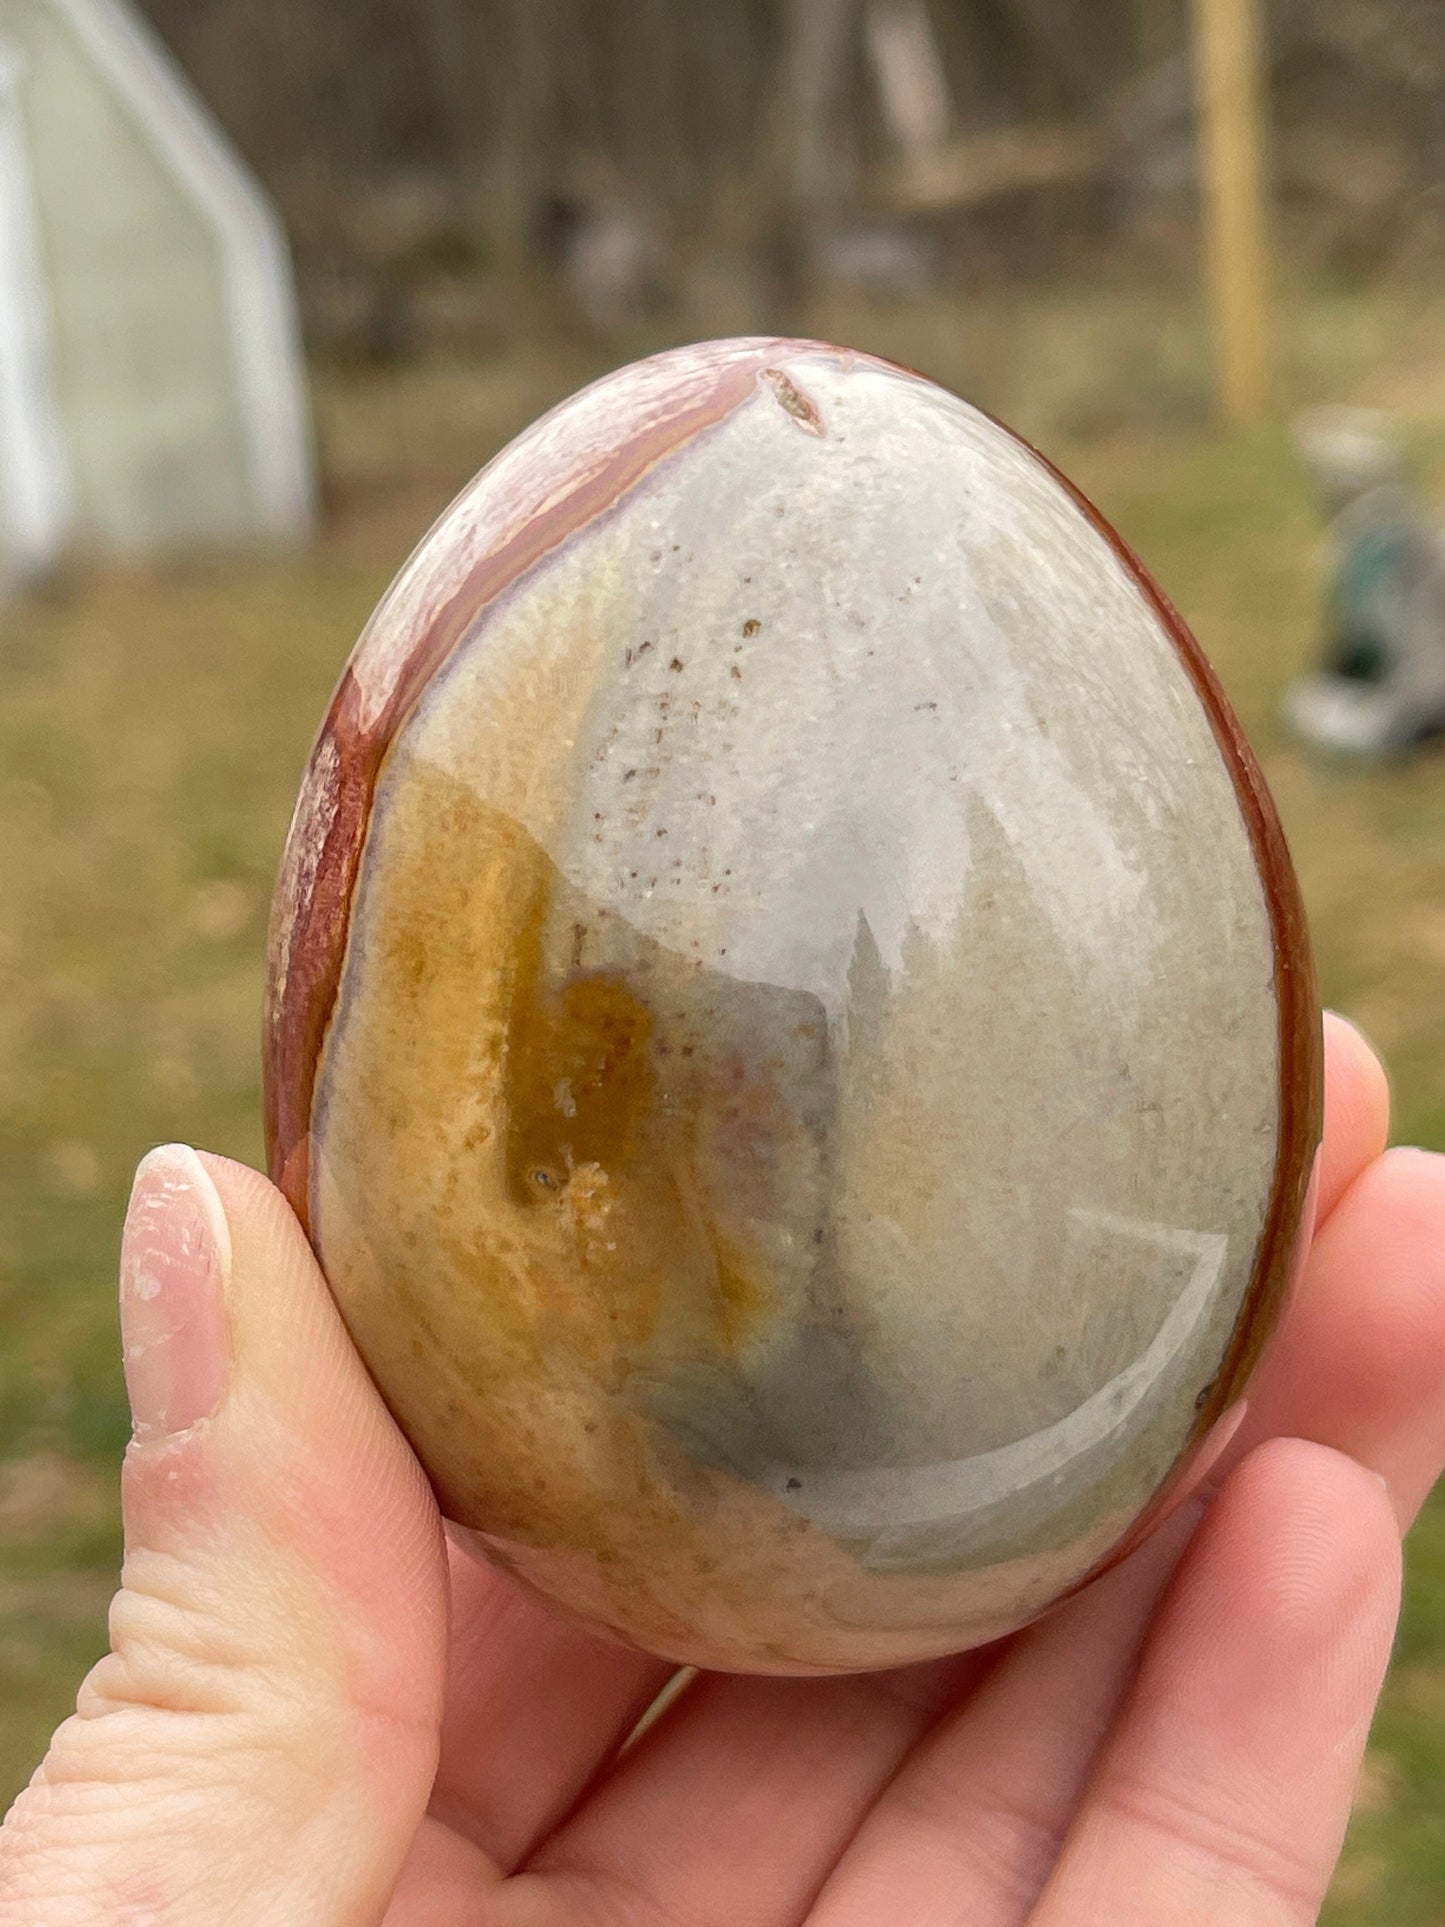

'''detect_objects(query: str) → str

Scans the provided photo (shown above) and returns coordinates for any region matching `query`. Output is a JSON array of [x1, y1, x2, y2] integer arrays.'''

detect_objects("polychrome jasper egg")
[[265, 338, 1320, 1675]]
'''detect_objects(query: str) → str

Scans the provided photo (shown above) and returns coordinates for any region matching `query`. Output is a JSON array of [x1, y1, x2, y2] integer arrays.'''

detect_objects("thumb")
[[0, 1146, 448, 1925]]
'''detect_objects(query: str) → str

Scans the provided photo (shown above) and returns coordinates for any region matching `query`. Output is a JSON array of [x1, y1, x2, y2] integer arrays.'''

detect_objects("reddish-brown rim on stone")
[[1011, 440, 1322, 1589], [264, 341, 1321, 1559], [263, 340, 833, 1226], [1041, 461, 1319, 1403]]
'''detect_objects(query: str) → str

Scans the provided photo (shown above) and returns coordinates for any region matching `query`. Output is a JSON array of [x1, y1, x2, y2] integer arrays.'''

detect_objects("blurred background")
[[0, 0, 1443, 1914]]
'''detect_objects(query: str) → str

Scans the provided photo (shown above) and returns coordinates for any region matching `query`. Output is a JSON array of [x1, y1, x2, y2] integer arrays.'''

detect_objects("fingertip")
[[1188, 1437, 1401, 1685], [1308, 1146, 1445, 1389], [161, 1147, 448, 1655], [1372, 1141, 1445, 1191], [194, 1150, 316, 1266], [213, 1163, 459, 1758], [1219, 1435, 1399, 1564], [1027, 1435, 1402, 1925], [1319, 1012, 1391, 1224], [1235, 1143, 1445, 1531]]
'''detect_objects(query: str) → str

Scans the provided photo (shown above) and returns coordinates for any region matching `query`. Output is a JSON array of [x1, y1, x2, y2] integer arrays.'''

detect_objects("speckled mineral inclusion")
[[266, 340, 1319, 1673]]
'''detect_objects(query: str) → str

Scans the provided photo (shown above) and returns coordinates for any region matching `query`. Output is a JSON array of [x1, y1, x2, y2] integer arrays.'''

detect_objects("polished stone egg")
[[265, 338, 1320, 1674]]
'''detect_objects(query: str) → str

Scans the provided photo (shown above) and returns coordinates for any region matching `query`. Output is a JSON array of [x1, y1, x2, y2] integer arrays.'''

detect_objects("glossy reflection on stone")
[[265, 338, 1321, 1674]]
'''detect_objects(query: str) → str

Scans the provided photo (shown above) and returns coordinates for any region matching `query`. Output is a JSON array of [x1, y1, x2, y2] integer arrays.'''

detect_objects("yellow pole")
[[1192, 0, 1272, 423]]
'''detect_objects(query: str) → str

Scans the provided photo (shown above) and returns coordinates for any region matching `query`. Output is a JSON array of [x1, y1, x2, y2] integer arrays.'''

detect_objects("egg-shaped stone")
[[265, 338, 1320, 1675]]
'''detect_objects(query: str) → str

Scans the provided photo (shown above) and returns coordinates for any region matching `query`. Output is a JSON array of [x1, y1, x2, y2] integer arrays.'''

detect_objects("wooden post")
[[1192, 0, 1272, 423]]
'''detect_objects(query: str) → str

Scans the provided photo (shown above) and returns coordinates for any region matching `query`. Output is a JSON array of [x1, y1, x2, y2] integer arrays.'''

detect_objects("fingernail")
[[120, 1145, 233, 1442]]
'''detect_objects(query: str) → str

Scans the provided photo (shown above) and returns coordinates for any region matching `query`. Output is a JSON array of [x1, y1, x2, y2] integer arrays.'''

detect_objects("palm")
[[382, 1018, 1426, 1927]]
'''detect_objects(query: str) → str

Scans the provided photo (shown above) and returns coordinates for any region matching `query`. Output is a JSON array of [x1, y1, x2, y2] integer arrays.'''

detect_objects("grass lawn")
[[2, 280, 1444, 1916]]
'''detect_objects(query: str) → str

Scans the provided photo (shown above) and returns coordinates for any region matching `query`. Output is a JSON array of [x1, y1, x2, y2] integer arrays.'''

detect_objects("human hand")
[[2, 1013, 1440, 1926]]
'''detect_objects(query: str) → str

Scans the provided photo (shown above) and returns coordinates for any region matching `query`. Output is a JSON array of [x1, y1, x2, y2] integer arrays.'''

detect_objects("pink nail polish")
[[120, 1145, 233, 1442]]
